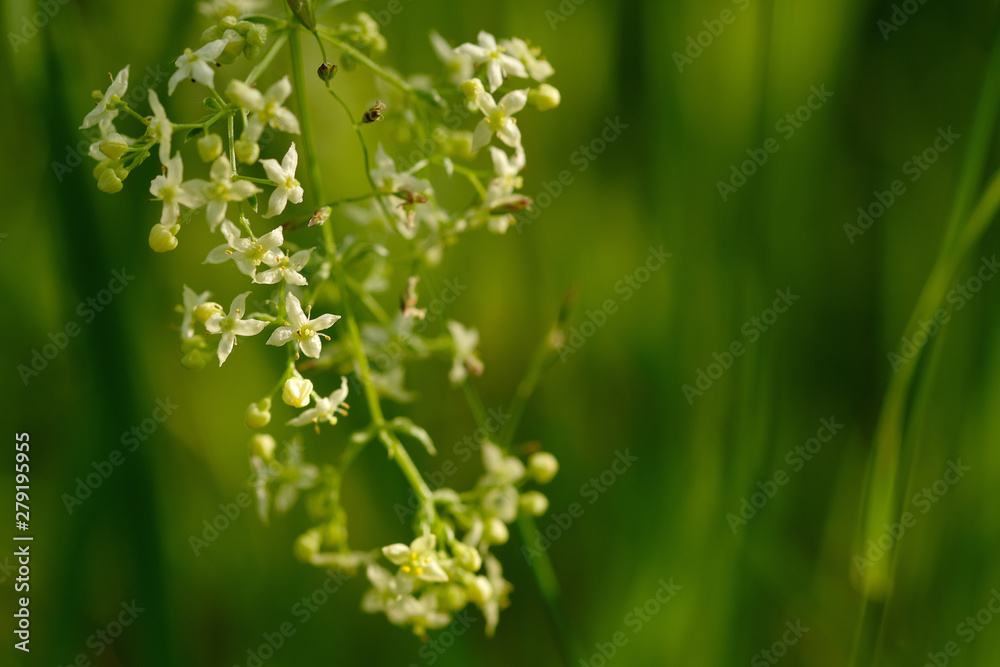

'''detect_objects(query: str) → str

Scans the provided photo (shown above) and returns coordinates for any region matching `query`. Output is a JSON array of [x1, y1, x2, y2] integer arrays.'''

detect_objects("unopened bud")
[[148, 223, 178, 252], [218, 30, 246, 64], [529, 452, 559, 484], [180, 335, 207, 353], [235, 137, 260, 164], [180, 349, 207, 370], [529, 83, 561, 111], [97, 168, 124, 194], [249, 433, 277, 459], [282, 375, 314, 408], [198, 133, 224, 162], [195, 302, 224, 323], [468, 576, 492, 606], [451, 540, 482, 572], [245, 397, 272, 429], [485, 516, 509, 545], [99, 133, 129, 161], [520, 491, 549, 516], [245, 22, 268, 48], [317, 62, 338, 81]]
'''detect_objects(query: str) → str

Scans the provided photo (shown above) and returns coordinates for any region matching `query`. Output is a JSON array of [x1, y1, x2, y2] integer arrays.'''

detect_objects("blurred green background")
[[4, 0, 1000, 665]]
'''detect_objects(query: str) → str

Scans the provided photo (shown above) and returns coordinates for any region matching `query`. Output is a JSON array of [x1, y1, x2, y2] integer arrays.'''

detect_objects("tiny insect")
[[362, 100, 386, 124]]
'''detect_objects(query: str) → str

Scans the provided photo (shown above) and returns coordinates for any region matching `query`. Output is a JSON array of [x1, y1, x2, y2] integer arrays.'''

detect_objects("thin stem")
[[420, 264, 581, 667], [288, 20, 435, 519], [315, 27, 419, 97], [235, 175, 274, 186], [246, 31, 289, 85]]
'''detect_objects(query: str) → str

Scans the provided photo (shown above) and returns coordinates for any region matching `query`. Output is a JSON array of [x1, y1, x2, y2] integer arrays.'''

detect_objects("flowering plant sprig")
[[82, 0, 563, 640]]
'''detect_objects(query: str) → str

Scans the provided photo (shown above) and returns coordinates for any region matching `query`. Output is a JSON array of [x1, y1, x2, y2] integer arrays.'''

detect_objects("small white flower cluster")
[[347, 29, 559, 241], [82, 5, 562, 642]]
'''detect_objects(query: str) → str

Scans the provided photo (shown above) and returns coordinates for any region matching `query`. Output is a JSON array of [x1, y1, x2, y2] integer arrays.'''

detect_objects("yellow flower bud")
[[520, 491, 549, 516], [451, 540, 483, 572], [148, 223, 177, 252], [194, 302, 224, 324], [245, 398, 272, 429], [249, 433, 277, 459], [529, 84, 561, 111], [180, 335, 207, 353], [441, 584, 468, 611], [97, 168, 124, 194], [245, 22, 267, 48], [197, 133, 224, 162], [529, 452, 559, 484], [294, 528, 322, 562], [180, 349, 207, 370], [468, 576, 492, 606], [235, 137, 260, 165], [99, 133, 130, 160], [485, 516, 509, 545], [282, 375, 314, 408]]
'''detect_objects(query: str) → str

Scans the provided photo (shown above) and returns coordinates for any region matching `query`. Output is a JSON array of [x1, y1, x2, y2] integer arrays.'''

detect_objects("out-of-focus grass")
[[2, 0, 1000, 665]]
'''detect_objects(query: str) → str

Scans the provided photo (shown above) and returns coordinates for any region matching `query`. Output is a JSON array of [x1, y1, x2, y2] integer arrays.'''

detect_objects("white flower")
[[478, 555, 511, 637], [81, 66, 129, 133], [472, 89, 528, 151], [447, 320, 484, 385], [370, 144, 431, 195], [227, 77, 301, 142], [147, 90, 173, 163], [456, 31, 527, 92], [382, 534, 449, 583], [501, 37, 554, 82], [203, 292, 268, 365], [188, 157, 262, 229], [362, 563, 415, 615], [254, 248, 312, 286], [260, 143, 304, 217], [150, 154, 204, 225], [482, 442, 526, 485], [430, 31, 473, 86], [204, 220, 283, 278], [485, 145, 525, 204], [168, 39, 227, 95], [388, 594, 452, 635], [266, 292, 341, 358], [179, 285, 212, 340], [287, 376, 349, 427]]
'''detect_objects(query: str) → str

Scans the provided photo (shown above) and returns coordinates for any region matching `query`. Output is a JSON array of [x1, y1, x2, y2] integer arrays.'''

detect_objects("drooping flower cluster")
[[82, 1, 561, 641]]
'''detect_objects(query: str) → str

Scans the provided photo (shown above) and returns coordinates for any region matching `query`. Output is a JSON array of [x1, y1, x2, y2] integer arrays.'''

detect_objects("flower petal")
[[309, 313, 341, 331], [299, 335, 322, 359], [284, 292, 307, 327], [382, 544, 411, 565], [266, 326, 296, 346]]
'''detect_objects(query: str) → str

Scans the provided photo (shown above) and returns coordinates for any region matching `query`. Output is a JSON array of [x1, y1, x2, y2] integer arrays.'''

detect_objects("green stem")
[[420, 265, 581, 667], [235, 175, 274, 186], [315, 28, 419, 97], [288, 21, 435, 518], [246, 31, 290, 85]]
